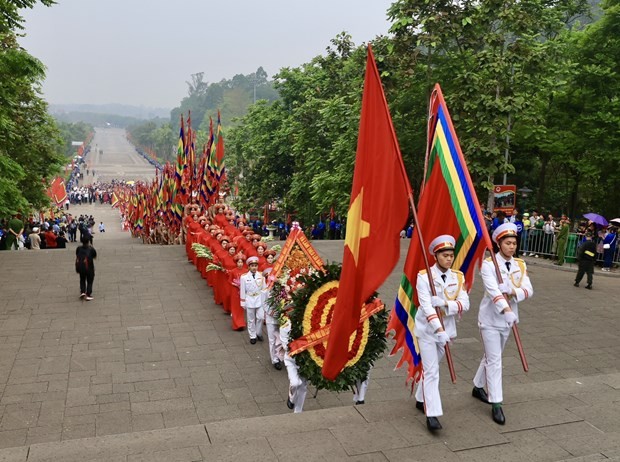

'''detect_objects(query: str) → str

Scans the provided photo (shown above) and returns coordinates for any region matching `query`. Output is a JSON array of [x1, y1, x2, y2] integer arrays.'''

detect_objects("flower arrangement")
[[269, 262, 387, 392], [191, 243, 213, 259]]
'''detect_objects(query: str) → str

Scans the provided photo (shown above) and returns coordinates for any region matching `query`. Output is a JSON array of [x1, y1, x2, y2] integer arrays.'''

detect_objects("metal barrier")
[[518, 230, 619, 265]]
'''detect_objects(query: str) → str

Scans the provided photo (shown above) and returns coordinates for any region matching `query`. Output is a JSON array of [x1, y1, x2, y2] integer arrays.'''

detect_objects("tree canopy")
[[1, 0, 65, 217], [129, 0, 619, 224]]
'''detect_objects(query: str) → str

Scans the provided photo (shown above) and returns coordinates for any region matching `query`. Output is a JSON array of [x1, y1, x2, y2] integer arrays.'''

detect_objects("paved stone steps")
[[1, 374, 620, 462]]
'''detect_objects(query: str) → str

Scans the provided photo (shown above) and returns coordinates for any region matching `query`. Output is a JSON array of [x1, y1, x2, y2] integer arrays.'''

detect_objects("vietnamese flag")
[[321, 45, 410, 380]]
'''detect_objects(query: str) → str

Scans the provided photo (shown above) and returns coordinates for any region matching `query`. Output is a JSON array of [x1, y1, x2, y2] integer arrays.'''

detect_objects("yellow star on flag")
[[345, 188, 370, 266]]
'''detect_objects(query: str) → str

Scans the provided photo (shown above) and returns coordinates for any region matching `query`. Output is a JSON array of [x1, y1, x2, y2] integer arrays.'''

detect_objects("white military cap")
[[428, 235, 456, 254], [492, 222, 518, 243]]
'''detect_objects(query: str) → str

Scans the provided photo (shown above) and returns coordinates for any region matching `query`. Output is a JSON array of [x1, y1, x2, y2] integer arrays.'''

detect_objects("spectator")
[[29, 227, 41, 250], [602, 226, 617, 272], [56, 231, 68, 249], [98, 222, 106, 233], [5, 216, 23, 250], [44, 229, 58, 249], [521, 213, 530, 254], [542, 214, 556, 258], [554, 216, 570, 266]]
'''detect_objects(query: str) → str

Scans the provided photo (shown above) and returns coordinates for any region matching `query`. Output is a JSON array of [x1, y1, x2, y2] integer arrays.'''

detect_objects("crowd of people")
[[183, 201, 315, 413], [478, 208, 619, 271], [0, 212, 102, 251]]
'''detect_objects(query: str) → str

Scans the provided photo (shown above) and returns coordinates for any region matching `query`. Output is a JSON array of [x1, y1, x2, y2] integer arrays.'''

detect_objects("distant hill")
[[49, 103, 170, 120]]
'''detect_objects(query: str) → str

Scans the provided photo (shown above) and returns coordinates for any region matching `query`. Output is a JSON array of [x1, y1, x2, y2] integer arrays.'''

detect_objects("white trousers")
[[284, 356, 307, 413], [246, 306, 264, 340], [266, 322, 282, 364], [414, 337, 445, 417], [353, 373, 370, 403], [473, 326, 510, 404]]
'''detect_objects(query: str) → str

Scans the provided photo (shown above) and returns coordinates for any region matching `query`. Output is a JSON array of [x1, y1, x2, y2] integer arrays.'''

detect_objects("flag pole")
[[408, 192, 457, 383], [377, 69, 456, 382], [488, 252, 529, 372], [369, 42, 456, 382]]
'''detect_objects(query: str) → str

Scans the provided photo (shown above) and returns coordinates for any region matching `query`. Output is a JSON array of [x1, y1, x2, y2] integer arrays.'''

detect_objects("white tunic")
[[414, 265, 469, 340], [239, 271, 264, 309], [478, 255, 533, 329]]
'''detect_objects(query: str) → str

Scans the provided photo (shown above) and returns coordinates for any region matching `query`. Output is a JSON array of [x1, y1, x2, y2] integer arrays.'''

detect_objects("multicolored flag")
[[387, 83, 492, 385], [321, 45, 410, 380]]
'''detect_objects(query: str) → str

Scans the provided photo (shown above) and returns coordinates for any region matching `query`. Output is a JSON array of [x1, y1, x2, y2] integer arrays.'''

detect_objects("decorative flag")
[[321, 45, 410, 380], [387, 83, 492, 385], [215, 110, 225, 181], [47, 177, 67, 206]]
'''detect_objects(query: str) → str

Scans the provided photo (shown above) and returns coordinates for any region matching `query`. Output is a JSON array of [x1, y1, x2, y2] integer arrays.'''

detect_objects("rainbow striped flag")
[[387, 83, 492, 386]]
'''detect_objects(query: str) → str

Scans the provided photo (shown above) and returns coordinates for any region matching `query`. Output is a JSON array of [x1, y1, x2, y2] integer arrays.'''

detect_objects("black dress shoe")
[[256, 335, 264, 342], [573, 282, 579, 287], [492, 406, 505, 425], [287, 397, 294, 409], [274, 360, 282, 370], [426, 416, 442, 432], [472, 387, 489, 404], [415, 401, 424, 412], [250, 338, 257, 344], [355, 400, 365, 405], [585, 285, 592, 290]]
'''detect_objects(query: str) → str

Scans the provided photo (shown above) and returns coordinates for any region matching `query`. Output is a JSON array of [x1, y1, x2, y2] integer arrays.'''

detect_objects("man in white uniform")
[[414, 235, 470, 432], [262, 268, 283, 370], [280, 314, 307, 413], [472, 222, 534, 425], [240, 256, 265, 344]]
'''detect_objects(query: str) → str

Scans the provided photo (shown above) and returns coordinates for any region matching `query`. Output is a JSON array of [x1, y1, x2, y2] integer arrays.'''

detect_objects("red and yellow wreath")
[[282, 263, 387, 392]]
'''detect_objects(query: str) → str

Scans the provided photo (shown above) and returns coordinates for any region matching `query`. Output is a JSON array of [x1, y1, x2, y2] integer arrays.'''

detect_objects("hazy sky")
[[20, 0, 394, 109]]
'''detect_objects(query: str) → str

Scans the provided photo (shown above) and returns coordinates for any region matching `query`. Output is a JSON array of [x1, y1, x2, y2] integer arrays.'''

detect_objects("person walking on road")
[[75, 236, 97, 301], [574, 232, 596, 289], [413, 235, 470, 432], [472, 223, 534, 426]]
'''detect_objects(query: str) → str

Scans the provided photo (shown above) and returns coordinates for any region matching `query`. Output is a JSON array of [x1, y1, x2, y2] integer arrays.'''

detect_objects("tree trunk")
[[537, 156, 549, 211]]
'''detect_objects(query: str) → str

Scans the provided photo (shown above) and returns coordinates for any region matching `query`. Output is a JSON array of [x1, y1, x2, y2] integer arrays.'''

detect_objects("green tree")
[[387, 0, 589, 208], [1, 1, 65, 216]]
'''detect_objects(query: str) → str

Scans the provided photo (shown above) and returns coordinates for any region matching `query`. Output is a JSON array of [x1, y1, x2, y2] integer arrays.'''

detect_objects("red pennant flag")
[[46, 177, 67, 206], [321, 45, 410, 380]]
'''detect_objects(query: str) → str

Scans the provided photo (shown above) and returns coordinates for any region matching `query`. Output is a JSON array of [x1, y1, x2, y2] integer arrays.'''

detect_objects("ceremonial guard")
[[240, 256, 265, 344], [472, 223, 534, 425], [280, 311, 308, 413], [414, 235, 470, 432], [262, 268, 283, 370]]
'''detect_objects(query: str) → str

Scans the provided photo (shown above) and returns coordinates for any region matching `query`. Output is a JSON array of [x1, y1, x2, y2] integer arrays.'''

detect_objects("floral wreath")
[[270, 263, 387, 392]]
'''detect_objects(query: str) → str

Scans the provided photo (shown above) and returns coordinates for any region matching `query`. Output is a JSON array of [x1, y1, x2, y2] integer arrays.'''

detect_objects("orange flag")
[[321, 45, 410, 380]]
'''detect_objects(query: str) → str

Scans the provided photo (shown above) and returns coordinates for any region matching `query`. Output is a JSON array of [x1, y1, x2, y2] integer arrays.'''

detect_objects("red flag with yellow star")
[[321, 45, 410, 380]]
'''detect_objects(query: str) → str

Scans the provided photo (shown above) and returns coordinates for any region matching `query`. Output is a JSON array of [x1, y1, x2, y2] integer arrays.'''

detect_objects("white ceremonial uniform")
[[280, 319, 307, 413], [414, 264, 470, 417], [262, 285, 282, 365], [240, 270, 265, 340], [353, 370, 370, 403], [473, 255, 533, 403]]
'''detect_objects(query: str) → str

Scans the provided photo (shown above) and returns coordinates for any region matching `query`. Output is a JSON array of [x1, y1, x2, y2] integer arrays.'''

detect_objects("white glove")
[[498, 282, 512, 295], [435, 331, 450, 346], [431, 296, 446, 308], [504, 311, 517, 327]]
